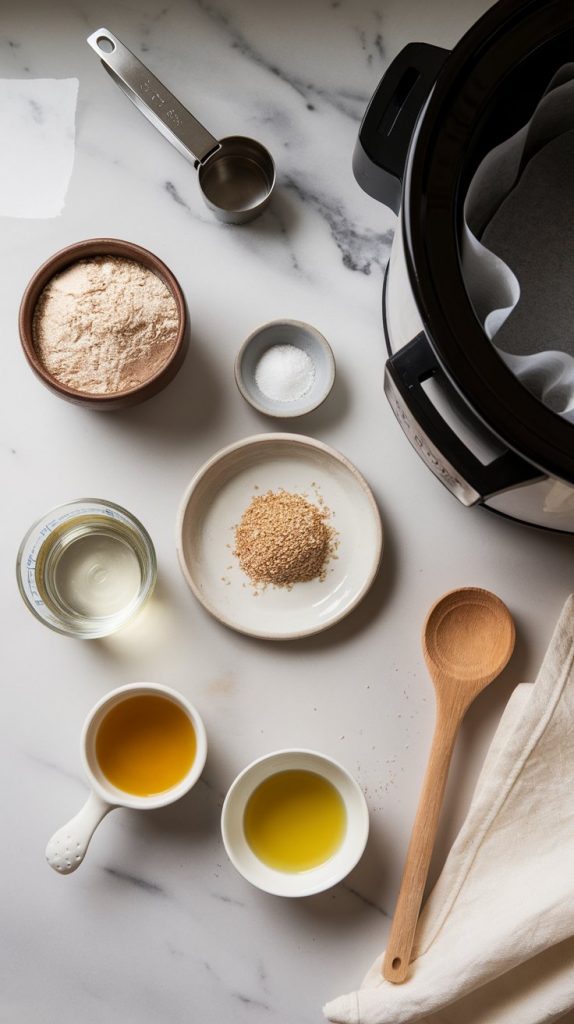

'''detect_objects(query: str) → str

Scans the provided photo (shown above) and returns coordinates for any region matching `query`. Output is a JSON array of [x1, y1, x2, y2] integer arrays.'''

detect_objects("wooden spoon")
[[382, 587, 515, 984]]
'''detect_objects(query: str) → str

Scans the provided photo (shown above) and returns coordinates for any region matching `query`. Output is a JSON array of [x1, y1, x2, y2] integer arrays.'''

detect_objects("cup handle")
[[46, 792, 113, 874]]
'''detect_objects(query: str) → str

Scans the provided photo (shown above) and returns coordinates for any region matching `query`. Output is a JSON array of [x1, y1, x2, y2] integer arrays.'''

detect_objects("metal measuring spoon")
[[87, 28, 276, 224], [382, 587, 515, 983]]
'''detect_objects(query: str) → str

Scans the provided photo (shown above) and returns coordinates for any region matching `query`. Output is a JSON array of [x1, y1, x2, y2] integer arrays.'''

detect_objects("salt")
[[254, 344, 315, 402]]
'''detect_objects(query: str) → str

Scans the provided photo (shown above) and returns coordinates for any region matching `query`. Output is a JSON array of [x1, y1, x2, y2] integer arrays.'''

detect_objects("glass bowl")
[[16, 498, 157, 638]]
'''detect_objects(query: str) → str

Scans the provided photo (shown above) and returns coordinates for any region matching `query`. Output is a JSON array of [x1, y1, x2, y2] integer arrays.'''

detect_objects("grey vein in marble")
[[164, 179, 193, 211], [268, 205, 301, 273], [29, 752, 84, 787], [257, 958, 269, 992], [210, 892, 245, 907], [103, 865, 166, 895], [199, 964, 275, 1019], [342, 882, 390, 917], [284, 173, 393, 274], [28, 97, 43, 123], [0, 32, 30, 73], [198, 774, 225, 804], [234, 992, 270, 1011], [192, 0, 373, 121], [354, 8, 385, 68]]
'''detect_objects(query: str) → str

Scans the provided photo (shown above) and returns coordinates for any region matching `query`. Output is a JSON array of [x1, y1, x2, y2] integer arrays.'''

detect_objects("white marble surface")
[[2, 2, 574, 1022]]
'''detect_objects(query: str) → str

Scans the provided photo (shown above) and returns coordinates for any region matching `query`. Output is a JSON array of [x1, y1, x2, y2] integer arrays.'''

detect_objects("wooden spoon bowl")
[[424, 588, 515, 692]]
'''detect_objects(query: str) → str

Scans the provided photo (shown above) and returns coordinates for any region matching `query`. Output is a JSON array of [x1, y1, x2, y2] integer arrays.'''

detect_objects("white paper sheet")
[[0, 78, 78, 218]]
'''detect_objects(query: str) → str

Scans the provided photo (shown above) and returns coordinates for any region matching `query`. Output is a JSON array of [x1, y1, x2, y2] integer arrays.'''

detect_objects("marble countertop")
[[3, 1, 574, 1021]]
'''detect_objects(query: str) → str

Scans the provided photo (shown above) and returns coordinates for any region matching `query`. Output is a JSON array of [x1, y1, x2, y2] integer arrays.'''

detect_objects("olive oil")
[[95, 695, 196, 796], [243, 769, 346, 872]]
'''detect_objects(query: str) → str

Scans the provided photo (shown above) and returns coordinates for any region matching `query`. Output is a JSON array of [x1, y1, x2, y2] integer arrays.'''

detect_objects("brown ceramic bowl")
[[19, 238, 187, 410]]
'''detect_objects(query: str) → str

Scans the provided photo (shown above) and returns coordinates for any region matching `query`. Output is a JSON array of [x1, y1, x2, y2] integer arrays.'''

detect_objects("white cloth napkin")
[[324, 595, 574, 1024]]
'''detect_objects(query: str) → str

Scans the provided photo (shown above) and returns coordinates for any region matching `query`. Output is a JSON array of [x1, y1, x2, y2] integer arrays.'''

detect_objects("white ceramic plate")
[[176, 434, 383, 640]]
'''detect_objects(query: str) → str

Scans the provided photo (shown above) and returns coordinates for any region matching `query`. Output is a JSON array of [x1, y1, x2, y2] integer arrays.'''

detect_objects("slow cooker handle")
[[385, 334, 542, 506], [353, 42, 448, 213]]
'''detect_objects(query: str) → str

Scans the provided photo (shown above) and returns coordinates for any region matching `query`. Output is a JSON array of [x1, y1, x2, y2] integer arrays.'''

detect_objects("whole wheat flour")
[[32, 256, 180, 394]]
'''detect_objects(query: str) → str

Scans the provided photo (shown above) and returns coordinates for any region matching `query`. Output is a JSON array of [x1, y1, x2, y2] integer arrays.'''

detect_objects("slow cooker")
[[354, 0, 574, 532]]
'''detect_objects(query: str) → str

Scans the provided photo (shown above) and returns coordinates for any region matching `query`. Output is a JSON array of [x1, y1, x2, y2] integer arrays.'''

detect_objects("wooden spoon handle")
[[383, 705, 462, 983]]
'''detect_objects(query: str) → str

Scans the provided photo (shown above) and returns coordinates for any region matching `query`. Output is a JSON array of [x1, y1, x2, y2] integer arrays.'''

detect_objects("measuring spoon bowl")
[[87, 28, 275, 224], [199, 136, 275, 223]]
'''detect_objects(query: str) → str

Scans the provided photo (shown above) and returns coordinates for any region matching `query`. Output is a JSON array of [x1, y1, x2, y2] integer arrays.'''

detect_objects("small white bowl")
[[221, 749, 369, 897], [45, 683, 208, 875], [235, 319, 336, 418]]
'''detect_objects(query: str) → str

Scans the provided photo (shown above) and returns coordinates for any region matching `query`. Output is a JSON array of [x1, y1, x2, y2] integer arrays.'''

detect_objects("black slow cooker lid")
[[405, 0, 574, 484]]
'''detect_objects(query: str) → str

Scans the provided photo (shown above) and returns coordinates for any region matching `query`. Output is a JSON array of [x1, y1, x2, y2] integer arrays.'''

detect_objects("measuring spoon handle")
[[87, 27, 220, 166], [382, 703, 462, 983], [46, 791, 112, 874]]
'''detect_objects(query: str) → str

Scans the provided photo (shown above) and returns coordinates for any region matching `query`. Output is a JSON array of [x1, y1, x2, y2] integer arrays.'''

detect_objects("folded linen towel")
[[325, 595, 574, 1024]]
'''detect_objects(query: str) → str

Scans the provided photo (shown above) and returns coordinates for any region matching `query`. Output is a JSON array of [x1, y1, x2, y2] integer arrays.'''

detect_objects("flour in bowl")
[[32, 256, 180, 394]]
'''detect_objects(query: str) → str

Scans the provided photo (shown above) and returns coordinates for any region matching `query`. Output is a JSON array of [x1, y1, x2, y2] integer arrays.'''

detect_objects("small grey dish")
[[235, 320, 336, 418]]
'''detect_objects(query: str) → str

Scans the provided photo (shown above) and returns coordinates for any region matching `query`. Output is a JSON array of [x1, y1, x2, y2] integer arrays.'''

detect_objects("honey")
[[243, 769, 346, 872], [95, 695, 196, 796]]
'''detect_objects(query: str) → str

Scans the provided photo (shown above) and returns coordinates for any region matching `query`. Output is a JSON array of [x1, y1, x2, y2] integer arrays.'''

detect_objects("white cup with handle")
[[46, 682, 207, 874]]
